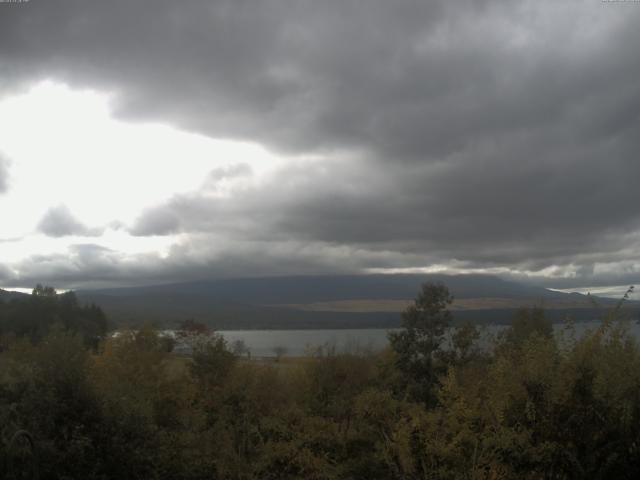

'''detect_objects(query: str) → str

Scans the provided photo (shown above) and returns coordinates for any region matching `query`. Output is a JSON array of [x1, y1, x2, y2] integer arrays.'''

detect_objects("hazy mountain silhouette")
[[0, 288, 29, 302], [75, 274, 628, 329]]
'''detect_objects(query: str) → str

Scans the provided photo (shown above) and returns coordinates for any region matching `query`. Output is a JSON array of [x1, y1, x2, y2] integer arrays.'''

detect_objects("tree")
[[441, 321, 481, 366], [0, 286, 108, 345], [272, 345, 288, 362], [388, 282, 453, 404], [32, 284, 56, 297], [501, 306, 552, 348], [175, 319, 212, 355], [190, 334, 236, 393], [232, 339, 250, 358], [177, 318, 210, 336]]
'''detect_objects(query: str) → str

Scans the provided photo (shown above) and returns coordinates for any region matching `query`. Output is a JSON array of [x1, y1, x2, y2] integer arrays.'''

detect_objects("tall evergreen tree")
[[389, 282, 453, 404]]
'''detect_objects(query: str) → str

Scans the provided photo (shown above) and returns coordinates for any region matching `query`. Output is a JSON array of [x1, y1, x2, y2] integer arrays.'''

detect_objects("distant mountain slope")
[[0, 288, 29, 302], [79, 274, 578, 303], [75, 274, 628, 328], [275, 296, 605, 313]]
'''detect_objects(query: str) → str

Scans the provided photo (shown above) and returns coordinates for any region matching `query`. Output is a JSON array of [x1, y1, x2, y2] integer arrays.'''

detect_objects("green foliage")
[[388, 282, 453, 403], [3, 283, 640, 479], [0, 286, 108, 347], [501, 306, 553, 348], [0, 327, 103, 479], [189, 333, 237, 394]]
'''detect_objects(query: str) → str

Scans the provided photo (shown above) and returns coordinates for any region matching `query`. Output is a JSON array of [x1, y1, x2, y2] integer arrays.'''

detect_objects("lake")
[[218, 328, 396, 357], [218, 320, 640, 357]]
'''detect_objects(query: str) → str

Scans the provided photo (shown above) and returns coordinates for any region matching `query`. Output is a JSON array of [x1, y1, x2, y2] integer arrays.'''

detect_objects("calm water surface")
[[218, 321, 640, 357], [219, 328, 395, 357]]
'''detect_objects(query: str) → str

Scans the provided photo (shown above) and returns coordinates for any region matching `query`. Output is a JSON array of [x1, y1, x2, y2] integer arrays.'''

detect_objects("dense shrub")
[[2, 284, 640, 479]]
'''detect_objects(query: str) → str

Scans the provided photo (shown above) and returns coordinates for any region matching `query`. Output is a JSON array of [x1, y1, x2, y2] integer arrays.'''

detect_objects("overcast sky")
[[1, 0, 640, 291]]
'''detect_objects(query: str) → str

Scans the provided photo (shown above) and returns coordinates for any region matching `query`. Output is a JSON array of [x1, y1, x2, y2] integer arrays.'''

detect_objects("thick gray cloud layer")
[[37, 205, 102, 238], [2, 0, 640, 288]]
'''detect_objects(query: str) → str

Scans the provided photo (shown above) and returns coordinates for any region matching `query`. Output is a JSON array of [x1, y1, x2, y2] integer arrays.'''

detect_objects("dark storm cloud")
[[37, 205, 103, 238], [4, 0, 619, 157], [10, 238, 417, 289], [3, 0, 640, 287], [130, 206, 181, 237], [0, 263, 15, 283], [9, 244, 146, 288]]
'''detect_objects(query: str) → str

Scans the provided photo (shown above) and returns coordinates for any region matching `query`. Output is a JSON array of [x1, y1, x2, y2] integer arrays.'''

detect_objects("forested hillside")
[[2, 284, 640, 479], [0, 285, 108, 346]]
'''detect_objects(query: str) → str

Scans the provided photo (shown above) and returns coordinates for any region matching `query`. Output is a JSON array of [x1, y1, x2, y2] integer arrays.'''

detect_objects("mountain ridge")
[[72, 274, 631, 328], [77, 273, 578, 302]]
